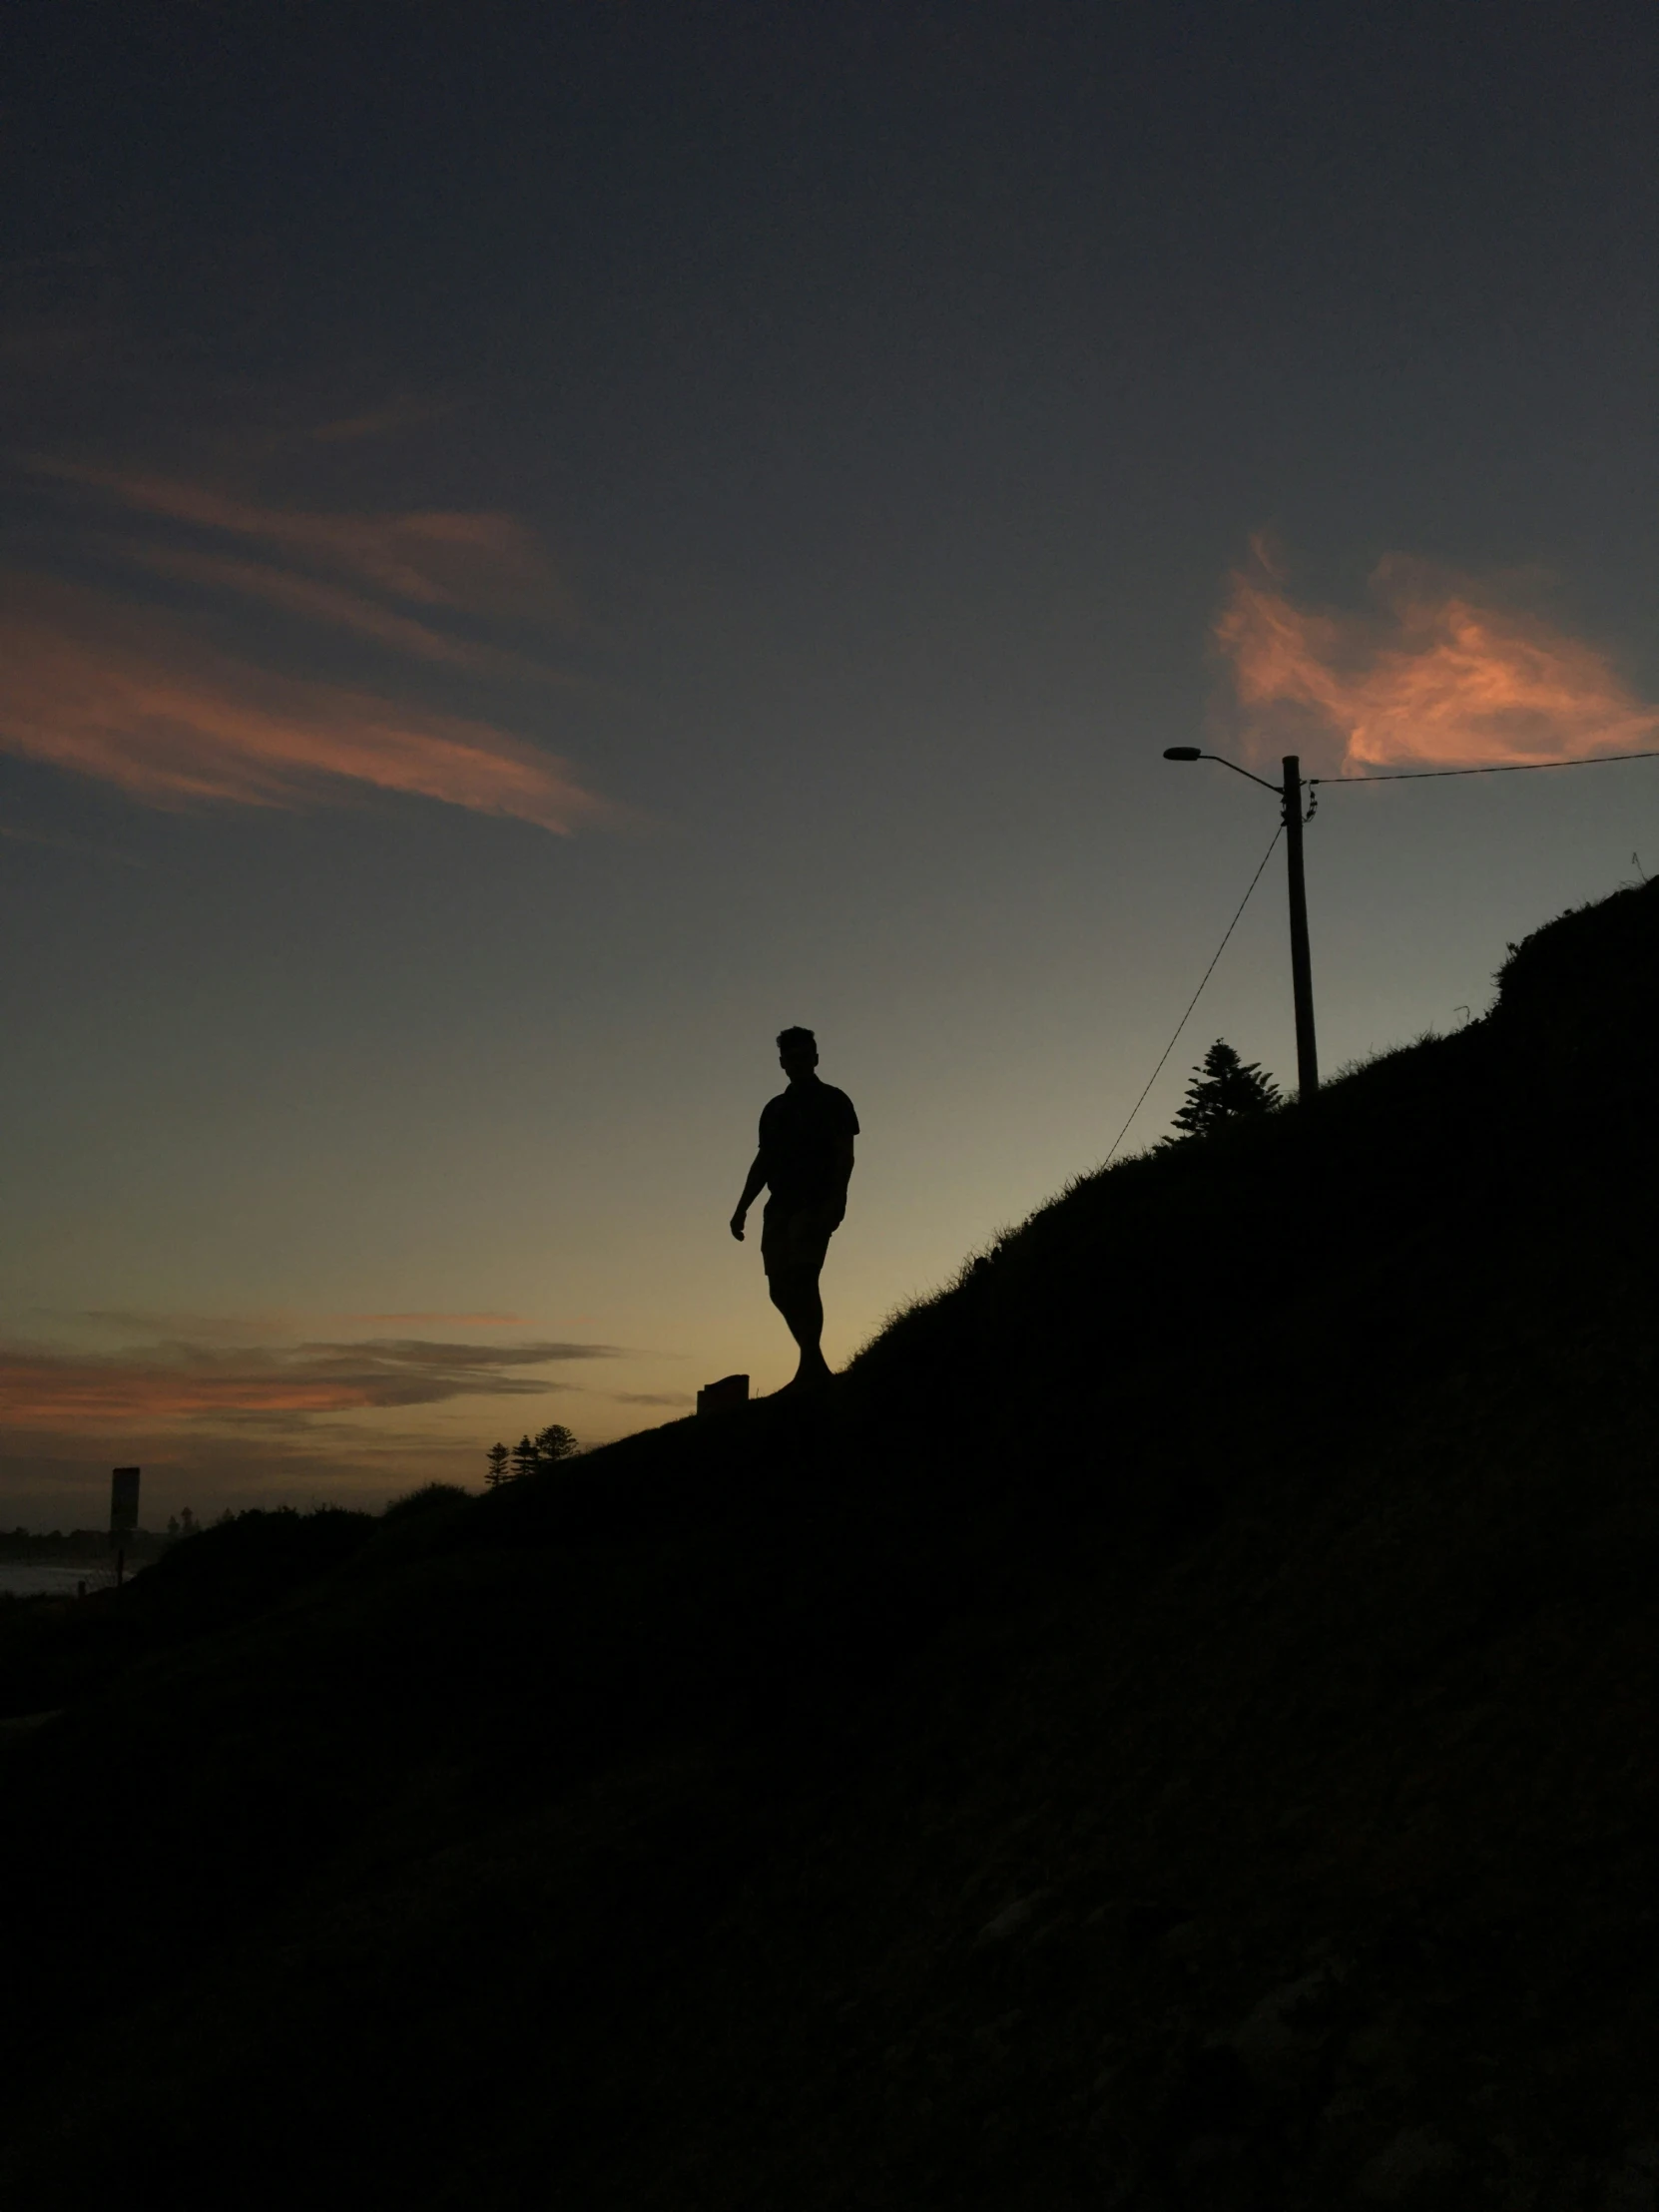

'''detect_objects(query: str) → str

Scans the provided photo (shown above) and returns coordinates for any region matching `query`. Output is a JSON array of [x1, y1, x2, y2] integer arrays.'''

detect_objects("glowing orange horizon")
[[1214, 541, 1659, 775]]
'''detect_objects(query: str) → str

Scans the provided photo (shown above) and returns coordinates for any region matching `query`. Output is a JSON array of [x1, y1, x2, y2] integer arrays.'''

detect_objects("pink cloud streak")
[[0, 576, 609, 831], [1, 1337, 622, 1428]]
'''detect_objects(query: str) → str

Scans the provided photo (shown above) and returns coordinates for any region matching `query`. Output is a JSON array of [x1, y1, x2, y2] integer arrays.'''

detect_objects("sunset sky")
[[5, 3, 1656, 1525]]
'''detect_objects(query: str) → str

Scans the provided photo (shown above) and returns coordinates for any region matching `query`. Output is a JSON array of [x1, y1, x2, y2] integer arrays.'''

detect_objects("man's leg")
[[768, 1264, 830, 1383]]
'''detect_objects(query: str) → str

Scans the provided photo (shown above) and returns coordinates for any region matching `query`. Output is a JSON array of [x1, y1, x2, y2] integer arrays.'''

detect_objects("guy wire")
[[1102, 823, 1285, 1168]]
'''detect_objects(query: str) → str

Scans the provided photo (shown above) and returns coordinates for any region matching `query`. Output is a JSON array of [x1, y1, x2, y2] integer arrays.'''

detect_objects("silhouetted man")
[[730, 1027, 858, 1389]]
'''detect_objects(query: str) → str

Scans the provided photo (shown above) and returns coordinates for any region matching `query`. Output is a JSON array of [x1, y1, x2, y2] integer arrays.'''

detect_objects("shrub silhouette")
[[380, 1482, 473, 1525]]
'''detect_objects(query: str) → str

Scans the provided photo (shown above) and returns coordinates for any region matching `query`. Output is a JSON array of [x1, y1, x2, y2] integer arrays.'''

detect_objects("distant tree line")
[[0, 1525, 174, 1562], [2, 1506, 284, 1558], [486, 1424, 579, 1487]]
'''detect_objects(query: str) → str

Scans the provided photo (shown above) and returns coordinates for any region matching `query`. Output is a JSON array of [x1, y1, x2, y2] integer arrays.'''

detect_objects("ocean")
[[0, 1561, 137, 1600]]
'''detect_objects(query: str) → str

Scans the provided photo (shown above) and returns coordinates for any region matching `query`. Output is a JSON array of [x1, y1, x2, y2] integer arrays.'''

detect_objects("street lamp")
[[1164, 749, 1319, 1098]]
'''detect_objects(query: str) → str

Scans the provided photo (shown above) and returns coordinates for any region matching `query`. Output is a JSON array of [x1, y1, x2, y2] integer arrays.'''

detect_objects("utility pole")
[[1280, 756, 1318, 1098], [110, 1465, 140, 1589], [1163, 745, 1320, 1099]]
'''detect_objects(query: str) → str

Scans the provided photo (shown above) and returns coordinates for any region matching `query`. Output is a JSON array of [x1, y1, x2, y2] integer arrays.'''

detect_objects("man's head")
[[776, 1025, 819, 1083]]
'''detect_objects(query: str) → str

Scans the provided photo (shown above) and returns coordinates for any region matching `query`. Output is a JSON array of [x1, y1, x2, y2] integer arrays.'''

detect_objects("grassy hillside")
[[3, 881, 1657, 2210]]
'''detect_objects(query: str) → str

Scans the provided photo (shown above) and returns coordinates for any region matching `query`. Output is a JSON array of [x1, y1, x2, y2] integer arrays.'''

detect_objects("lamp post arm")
[[1200, 753, 1285, 797]]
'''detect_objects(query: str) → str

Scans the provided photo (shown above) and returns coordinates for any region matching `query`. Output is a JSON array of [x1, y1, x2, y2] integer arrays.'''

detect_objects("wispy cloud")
[[129, 545, 565, 685], [315, 1339, 618, 1369], [310, 395, 457, 445], [338, 1312, 531, 1327], [1214, 538, 1659, 774], [1, 447, 626, 831], [1, 1336, 626, 1428], [44, 1307, 532, 1338], [612, 1391, 695, 1407], [34, 461, 578, 622], [0, 575, 610, 831], [61, 1309, 300, 1343]]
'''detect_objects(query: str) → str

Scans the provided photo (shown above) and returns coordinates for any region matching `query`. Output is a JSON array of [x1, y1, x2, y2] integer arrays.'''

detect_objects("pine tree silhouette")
[[1170, 1038, 1281, 1138], [485, 1442, 510, 1488], [510, 1435, 538, 1483], [532, 1423, 578, 1469]]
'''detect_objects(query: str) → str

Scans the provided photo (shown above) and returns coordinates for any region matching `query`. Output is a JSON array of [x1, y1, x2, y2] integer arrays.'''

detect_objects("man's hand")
[[731, 1154, 766, 1241]]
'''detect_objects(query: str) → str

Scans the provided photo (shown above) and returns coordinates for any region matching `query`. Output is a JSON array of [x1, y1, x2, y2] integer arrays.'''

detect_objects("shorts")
[[761, 1198, 841, 1281]]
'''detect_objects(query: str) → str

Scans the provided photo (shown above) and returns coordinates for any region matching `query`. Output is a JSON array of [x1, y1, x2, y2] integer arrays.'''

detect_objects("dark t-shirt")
[[759, 1079, 859, 1209]]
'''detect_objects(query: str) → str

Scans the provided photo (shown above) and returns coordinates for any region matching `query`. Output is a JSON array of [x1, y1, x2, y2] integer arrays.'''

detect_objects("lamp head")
[[1163, 747, 1203, 762]]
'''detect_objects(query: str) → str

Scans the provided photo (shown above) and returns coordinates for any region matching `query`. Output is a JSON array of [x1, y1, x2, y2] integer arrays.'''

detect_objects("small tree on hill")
[[1170, 1038, 1281, 1139], [533, 1423, 578, 1469], [510, 1434, 538, 1483], [485, 1442, 510, 1488]]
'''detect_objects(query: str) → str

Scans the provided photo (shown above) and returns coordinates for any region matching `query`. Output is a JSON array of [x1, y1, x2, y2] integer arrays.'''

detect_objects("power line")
[[1103, 823, 1285, 1168], [1314, 745, 1659, 787]]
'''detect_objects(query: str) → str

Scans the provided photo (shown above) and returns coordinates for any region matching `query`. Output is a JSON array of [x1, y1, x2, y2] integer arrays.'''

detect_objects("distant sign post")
[[110, 1466, 140, 1588]]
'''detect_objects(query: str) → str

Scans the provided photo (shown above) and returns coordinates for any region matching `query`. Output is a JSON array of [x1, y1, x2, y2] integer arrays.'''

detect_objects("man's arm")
[[830, 1135, 854, 1223], [730, 1153, 768, 1241]]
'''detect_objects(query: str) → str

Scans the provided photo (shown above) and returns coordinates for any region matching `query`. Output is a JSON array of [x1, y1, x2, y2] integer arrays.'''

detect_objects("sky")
[[3, 1, 1656, 1526]]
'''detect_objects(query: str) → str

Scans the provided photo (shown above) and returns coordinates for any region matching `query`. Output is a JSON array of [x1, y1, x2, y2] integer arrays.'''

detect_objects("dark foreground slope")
[[3, 883, 1657, 2210]]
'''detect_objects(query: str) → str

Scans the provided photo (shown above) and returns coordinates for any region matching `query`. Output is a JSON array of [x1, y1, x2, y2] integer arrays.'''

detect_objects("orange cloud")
[[0, 576, 609, 831], [0, 1337, 624, 1430], [35, 461, 576, 622], [1214, 541, 1659, 774]]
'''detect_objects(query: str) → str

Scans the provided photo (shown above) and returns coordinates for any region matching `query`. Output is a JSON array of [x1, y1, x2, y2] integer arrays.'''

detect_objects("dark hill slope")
[[2, 882, 1657, 2210]]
